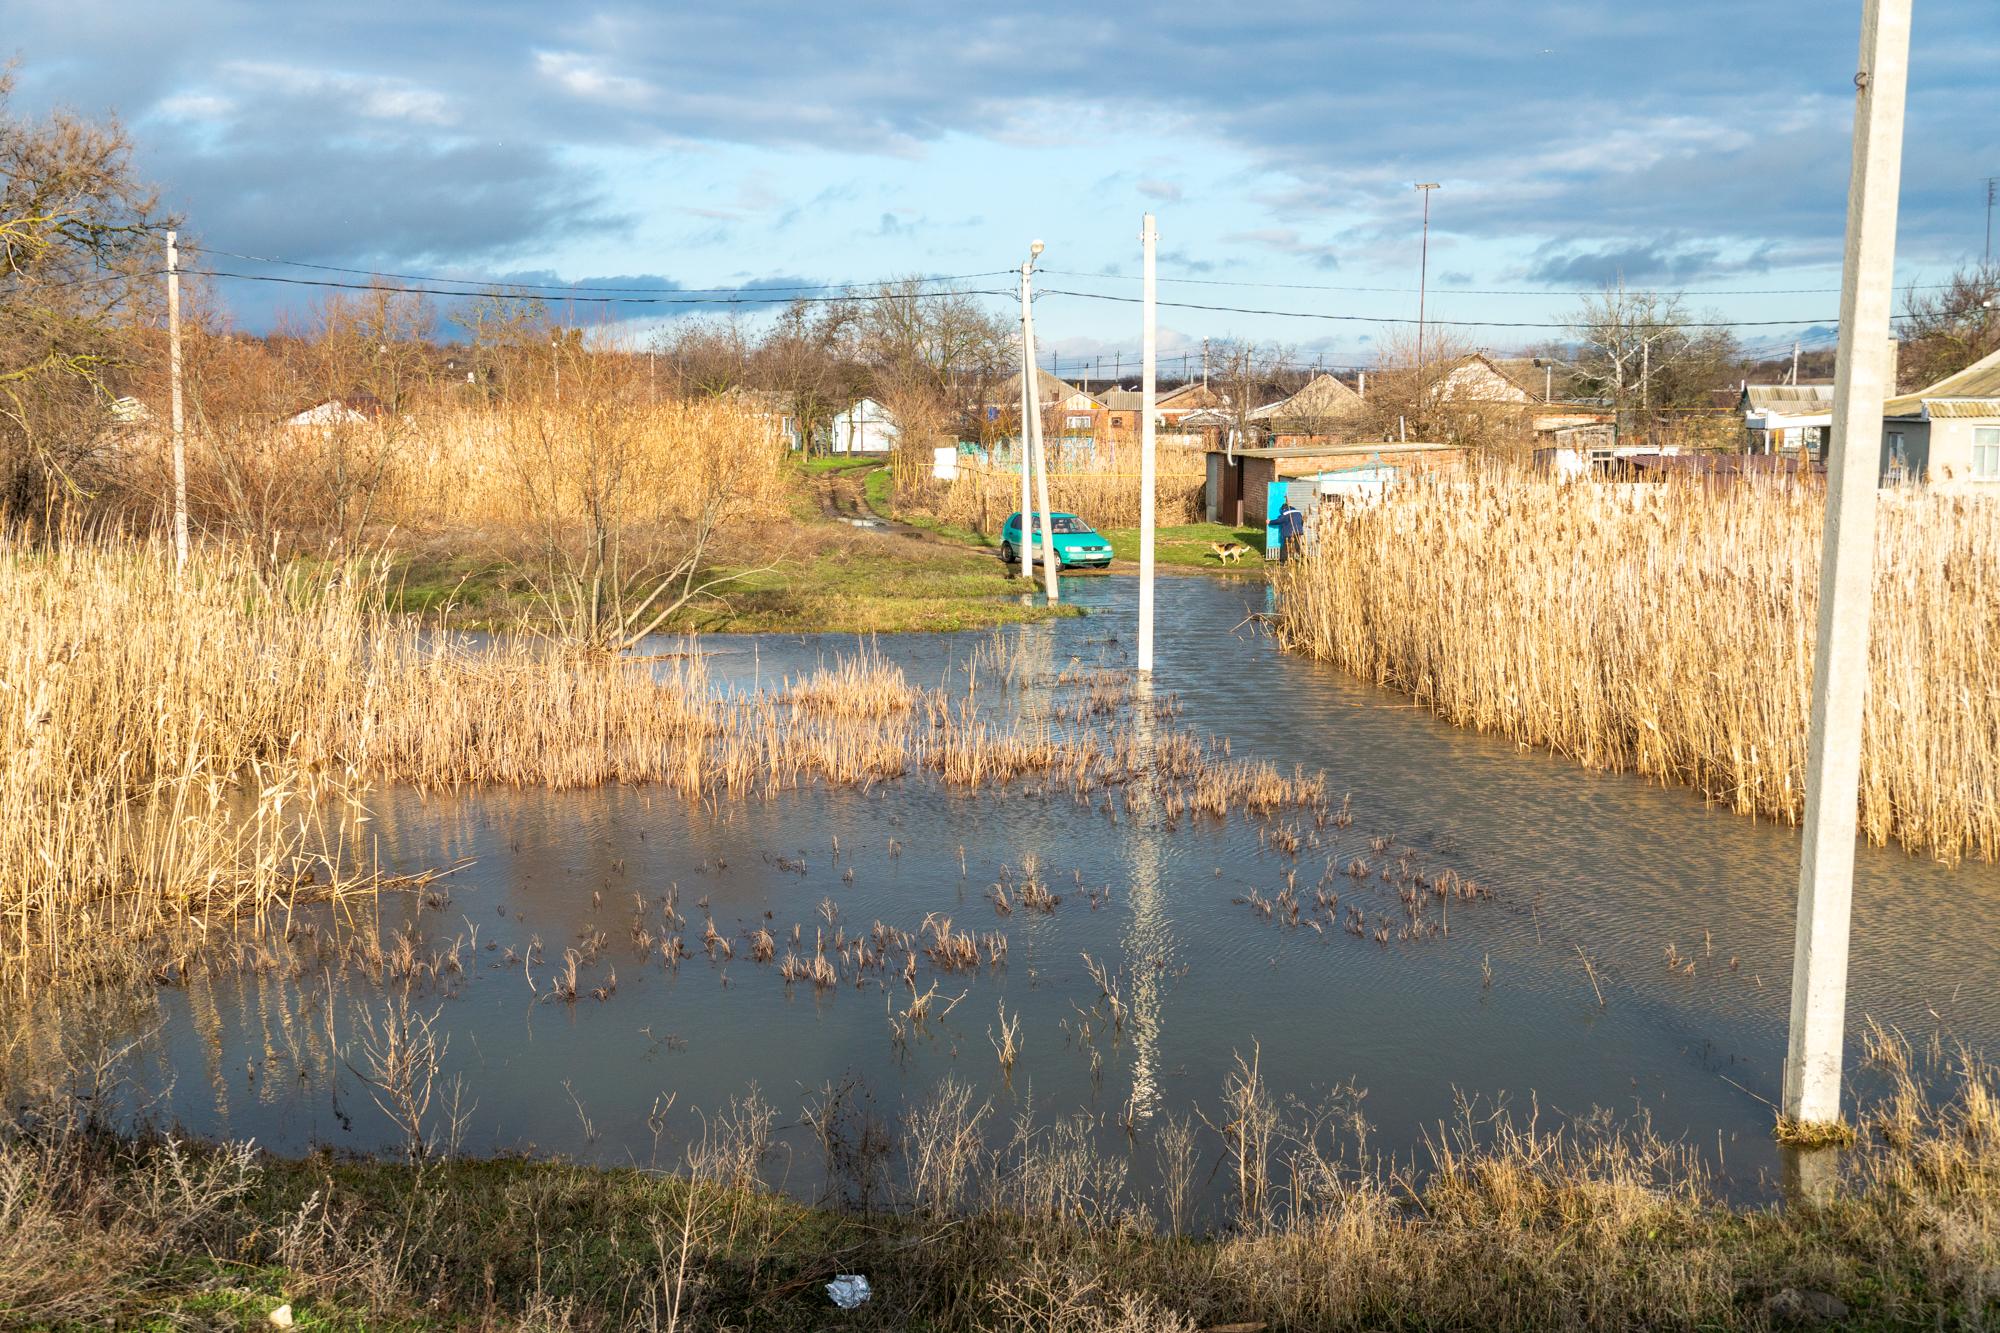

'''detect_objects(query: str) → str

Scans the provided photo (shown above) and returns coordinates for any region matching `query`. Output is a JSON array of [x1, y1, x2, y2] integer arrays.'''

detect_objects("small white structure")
[[830, 398, 898, 455], [283, 397, 384, 428], [1287, 461, 1399, 509], [1880, 345, 2000, 491], [1742, 384, 1834, 456], [931, 445, 960, 480]]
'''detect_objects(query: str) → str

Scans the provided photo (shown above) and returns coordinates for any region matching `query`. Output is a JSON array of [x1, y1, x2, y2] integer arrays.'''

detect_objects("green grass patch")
[[1101, 522, 1271, 573], [681, 537, 1078, 633]]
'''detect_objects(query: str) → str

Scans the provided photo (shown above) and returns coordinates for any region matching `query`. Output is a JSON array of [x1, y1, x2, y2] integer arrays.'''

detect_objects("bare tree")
[[752, 298, 859, 454], [1899, 263, 2000, 391], [0, 65, 162, 517], [852, 279, 1010, 495], [654, 316, 752, 399], [505, 347, 768, 654], [1563, 283, 1738, 442]]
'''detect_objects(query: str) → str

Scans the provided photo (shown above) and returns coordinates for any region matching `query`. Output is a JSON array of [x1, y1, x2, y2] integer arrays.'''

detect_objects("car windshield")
[[1018, 515, 1093, 535]]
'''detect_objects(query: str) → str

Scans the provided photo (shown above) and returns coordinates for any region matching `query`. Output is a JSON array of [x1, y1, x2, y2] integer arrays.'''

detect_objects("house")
[[1099, 387, 1148, 440], [283, 395, 389, 428], [1254, 373, 1365, 446], [1154, 382, 1228, 425], [108, 396, 153, 426], [727, 388, 803, 450], [1437, 354, 1536, 405], [1742, 384, 1834, 457], [991, 370, 1106, 441], [830, 397, 898, 454], [1880, 345, 2000, 491]]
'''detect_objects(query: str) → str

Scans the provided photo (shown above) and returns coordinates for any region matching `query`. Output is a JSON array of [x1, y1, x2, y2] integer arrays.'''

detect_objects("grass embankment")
[[8, 1035, 1997, 1330], [1276, 470, 2000, 863], [387, 458, 1073, 635]]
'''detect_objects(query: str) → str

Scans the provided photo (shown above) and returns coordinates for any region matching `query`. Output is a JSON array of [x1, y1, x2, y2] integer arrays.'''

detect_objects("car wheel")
[[999, 542, 1015, 565]]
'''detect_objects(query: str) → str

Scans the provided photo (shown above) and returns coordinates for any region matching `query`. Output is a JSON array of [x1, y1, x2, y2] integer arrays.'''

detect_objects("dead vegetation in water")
[[8, 536, 1327, 987]]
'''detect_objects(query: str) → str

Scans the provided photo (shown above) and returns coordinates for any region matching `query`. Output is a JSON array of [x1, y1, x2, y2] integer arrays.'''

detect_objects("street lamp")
[[1414, 184, 1441, 370]]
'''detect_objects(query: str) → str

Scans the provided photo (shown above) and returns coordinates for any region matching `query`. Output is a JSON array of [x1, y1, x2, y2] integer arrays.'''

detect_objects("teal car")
[[999, 511, 1114, 569]]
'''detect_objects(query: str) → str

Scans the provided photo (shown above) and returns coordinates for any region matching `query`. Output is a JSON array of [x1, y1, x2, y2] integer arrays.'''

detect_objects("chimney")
[[1885, 337, 1899, 395]]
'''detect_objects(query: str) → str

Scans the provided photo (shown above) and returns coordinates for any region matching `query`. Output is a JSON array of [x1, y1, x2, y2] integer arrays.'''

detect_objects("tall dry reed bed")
[[4, 538, 1319, 984], [934, 442, 1208, 535], [1275, 471, 2000, 861]]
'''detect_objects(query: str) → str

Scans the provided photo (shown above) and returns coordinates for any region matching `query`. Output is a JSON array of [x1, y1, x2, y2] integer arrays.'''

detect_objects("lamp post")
[[1414, 184, 1441, 371]]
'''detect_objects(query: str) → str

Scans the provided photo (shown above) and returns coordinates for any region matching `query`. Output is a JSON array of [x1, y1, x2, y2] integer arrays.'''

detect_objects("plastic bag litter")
[[826, 1274, 872, 1309]]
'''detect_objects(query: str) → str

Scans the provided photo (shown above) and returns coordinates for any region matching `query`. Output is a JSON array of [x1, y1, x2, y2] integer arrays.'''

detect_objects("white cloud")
[[533, 50, 655, 107], [219, 61, 455, 125]]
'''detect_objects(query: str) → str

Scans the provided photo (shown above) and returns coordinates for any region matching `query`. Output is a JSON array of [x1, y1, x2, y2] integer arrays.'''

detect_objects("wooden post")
[[1782, 0, 1911, 1132], [166, 230, 189, 572]]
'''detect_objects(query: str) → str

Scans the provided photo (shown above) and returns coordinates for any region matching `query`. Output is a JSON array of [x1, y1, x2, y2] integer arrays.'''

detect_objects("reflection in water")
[[1123, 673, 1169, 1125]]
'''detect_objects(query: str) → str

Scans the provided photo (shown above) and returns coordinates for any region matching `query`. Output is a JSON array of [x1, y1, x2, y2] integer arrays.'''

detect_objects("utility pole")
[[1545, 363, 1553, 402], [1641, 338, 1651, 447], [1020, 242, 1059, 599], [165, 230, 189, 572], [1017, 284, 1034, 580], [1792, 340, 1802, 385], [1138, 213, 1158, 676], [1415, 183, 1441, 370], [1987, 176, 1998, 264], [1783, 0, 1910, 1134], [1201, 337, 1209, 389]]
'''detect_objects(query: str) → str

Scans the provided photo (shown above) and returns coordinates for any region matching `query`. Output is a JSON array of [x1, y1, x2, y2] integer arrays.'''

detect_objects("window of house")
[[1065, 414, 1093, 430], [1975, 428, 2000, 480], [1886, 431, 1907, 479]]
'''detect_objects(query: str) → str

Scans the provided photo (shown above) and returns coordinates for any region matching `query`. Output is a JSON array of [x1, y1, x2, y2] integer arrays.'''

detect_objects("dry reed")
[[934, 441, 1208, 535], [1276, 469, 2000, 861]]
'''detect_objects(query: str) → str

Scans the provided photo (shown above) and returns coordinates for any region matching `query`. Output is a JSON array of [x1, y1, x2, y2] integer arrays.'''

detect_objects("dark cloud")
[[10, 0, 1996, 319]]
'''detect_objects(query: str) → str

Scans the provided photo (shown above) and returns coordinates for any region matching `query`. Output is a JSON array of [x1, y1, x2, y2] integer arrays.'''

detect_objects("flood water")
[[116, 574, 2000, 1216]]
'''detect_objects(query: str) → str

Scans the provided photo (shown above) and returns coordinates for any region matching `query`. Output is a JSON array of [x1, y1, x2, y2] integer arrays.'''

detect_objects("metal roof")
[[1742, 384, 1835, 411], [1916, 399, 2000, 419], [1884, 345, 2000, 415]]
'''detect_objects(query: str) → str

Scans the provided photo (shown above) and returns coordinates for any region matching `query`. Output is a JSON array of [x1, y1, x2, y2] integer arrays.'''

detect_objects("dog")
[[1208, 541, 1250, 565]]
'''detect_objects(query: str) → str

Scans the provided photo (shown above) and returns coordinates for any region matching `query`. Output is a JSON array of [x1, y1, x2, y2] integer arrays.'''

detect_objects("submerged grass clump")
[[1275, 470, 2000, 862]]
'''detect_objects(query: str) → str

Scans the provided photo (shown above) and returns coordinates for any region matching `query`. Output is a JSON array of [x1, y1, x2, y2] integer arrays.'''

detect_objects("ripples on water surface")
[[121, 574, 2000, 1212]]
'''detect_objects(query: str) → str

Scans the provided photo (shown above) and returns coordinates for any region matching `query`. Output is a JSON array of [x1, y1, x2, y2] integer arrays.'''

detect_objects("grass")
[[7, 1031, 1998, 1330], [681, 527, 1077, 633], [1276, 469, 2000, 863], [1101, 522, 1269, 573]]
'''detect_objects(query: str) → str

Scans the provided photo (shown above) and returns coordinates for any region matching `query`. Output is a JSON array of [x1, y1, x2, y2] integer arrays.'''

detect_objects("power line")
[[181, 245, 1008, 297], [1041, 267, 1954, 298], [1038, 286, 1847, 331], [178, 268, 1014, 307]]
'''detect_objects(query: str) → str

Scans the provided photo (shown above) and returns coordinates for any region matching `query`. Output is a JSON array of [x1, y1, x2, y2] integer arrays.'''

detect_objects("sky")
[[10, 0, 1998, 370]]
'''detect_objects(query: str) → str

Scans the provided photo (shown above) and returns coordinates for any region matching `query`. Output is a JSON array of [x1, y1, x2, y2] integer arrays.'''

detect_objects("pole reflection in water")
[[1123, 672, 1170, 1126]]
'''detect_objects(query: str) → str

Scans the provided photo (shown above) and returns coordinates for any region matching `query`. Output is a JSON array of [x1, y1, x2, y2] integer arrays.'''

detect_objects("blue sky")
[[11, 0, 1998, 367]]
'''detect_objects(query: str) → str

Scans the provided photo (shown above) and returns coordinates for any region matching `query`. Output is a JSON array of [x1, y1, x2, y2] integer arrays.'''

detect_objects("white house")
[[829, 397, 898, 455], [283, 396, 388, 428], [1880, 346, 2000, 492]]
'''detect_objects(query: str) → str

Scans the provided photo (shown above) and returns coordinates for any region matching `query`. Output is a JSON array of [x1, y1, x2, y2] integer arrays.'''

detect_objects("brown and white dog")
[[1208, 541, 1250, 565]]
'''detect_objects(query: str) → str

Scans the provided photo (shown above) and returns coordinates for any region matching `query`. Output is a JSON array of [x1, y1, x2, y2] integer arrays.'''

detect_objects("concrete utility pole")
[[1783, 0, 1911, 1132], [1020, 243, 1059, 599], [165, 230, 189, 572], [1201, 337, 1209, 389], [1792, 340, 1802, 385], [1017, 280, 1034, 580], [1138, 213, 1159, 676], [1415, 183, 1441, 369]]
